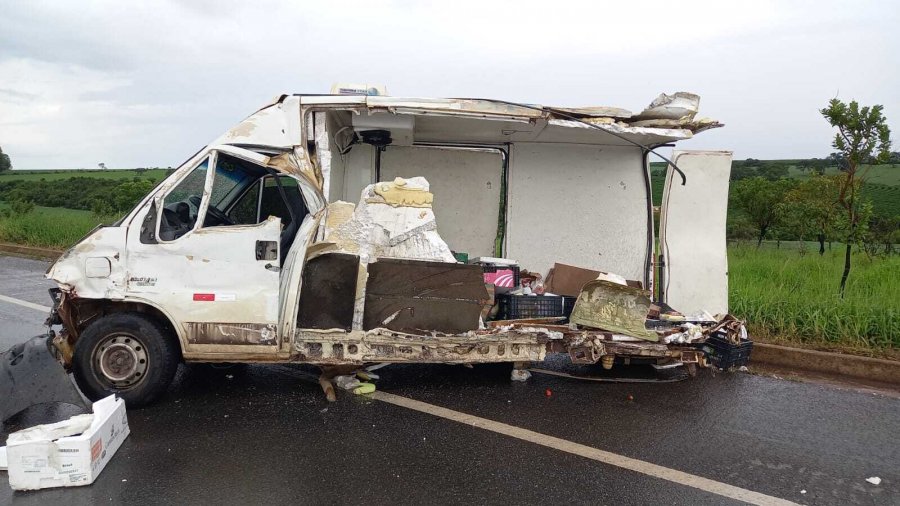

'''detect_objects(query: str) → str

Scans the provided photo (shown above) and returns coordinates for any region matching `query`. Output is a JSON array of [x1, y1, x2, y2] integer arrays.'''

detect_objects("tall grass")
[[729, 243, 899, 351], [0, 205, 116, 249]]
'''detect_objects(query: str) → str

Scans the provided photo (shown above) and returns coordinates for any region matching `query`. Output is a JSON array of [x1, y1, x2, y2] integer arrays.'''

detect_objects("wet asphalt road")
[[1, 255, 899, 505]]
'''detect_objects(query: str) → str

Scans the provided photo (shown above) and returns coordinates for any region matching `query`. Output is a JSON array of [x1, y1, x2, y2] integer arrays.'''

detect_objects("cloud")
[[0, 0, 897, 169]]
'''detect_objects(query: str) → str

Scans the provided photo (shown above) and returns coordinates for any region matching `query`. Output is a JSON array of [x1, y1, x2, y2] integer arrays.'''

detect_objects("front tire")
[[72, 312, 180, 406]]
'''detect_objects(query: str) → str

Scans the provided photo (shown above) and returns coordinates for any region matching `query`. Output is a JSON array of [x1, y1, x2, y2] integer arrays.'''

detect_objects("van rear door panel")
[[658, 150, 732, 316]]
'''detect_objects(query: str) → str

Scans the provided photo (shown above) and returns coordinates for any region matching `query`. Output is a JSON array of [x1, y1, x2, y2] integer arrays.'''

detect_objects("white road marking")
[[372, 391, 799, 506], [0, 293, 51, 313]]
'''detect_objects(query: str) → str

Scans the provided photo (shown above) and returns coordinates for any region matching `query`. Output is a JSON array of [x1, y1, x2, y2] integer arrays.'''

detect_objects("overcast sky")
[[1, 1, 897, 170]]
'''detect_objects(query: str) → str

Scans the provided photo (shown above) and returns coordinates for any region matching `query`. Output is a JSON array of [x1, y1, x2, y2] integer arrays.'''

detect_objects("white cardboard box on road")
[[3, 395, 129, 490]]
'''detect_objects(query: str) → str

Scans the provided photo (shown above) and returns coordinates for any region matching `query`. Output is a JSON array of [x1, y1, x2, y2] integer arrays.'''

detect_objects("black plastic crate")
[[702, 334, 753, 369], [496, 294, 575, 320], [562, 296, 577, 320]]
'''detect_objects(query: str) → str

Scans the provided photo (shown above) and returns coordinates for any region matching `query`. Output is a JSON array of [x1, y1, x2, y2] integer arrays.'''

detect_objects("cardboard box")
[[545, 263, 639, 297], [545, 263, 604, 297], [4, 395, 129, 491]]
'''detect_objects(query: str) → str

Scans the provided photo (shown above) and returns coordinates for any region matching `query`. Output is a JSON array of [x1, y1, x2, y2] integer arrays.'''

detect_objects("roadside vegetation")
[[0, 203, 115, 249], [0, 169, 164, 248], [729, 243, 898, 358]]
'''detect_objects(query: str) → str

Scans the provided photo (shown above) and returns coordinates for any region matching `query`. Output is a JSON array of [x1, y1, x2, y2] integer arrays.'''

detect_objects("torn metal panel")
[[366, 96, 545, 120], [363, 259, 488, 334], [212, 95, 302, 149], [545, 118, 694, 143], [547, 105, 633, 119], [628, 117, 722, 133], [294, 328, 547, 364], [278, 212, 325, 344], [570, 279, 658, 342], [268, 151, 326, 206], [297, 253, 359, 330], [185, 323, 278, 345]]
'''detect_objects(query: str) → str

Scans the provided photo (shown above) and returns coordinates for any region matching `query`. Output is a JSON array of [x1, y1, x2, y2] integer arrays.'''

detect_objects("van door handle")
[[265, 263, 280, 272]]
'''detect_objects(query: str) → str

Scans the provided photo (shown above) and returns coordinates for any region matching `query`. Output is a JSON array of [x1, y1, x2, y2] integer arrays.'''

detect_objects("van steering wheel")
[[188, 195, 234, 226]]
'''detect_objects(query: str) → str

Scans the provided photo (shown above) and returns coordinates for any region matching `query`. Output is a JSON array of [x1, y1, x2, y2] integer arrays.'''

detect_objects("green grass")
[[728, 243, 899, 353], [0, 168, 169, 183], [0, 205, 117, 249]]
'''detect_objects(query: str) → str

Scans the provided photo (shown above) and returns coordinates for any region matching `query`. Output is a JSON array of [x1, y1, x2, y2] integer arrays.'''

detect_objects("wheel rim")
[[93, 334, 149, 389]]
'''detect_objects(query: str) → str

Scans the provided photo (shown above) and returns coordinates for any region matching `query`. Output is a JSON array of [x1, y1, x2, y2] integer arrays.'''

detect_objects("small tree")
[[730, 177, 795, 247], [0, 146, 11, 173], [779, 174, 844, 255], [820, 99, 892, 297]]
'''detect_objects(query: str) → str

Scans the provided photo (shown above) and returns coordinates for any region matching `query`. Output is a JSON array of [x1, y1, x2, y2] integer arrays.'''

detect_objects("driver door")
[[126, 147, 284, 358]]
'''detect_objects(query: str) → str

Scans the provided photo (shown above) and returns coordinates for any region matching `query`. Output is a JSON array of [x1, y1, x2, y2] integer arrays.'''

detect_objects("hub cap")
[[94, 334, 148, 388]]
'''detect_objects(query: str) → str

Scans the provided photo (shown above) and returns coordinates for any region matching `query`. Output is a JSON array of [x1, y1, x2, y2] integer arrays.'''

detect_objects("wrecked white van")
[[41, 91, 744, 406]]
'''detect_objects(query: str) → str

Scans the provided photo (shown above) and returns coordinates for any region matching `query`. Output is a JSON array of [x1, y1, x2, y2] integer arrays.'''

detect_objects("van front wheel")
[[72, 313, 180, 407]]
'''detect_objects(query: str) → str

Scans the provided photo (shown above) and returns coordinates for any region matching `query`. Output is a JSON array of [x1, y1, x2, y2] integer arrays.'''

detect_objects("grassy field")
[[0, 168, 169, 183], [729, 243, 899, 356], [0, 205, 116, 249]]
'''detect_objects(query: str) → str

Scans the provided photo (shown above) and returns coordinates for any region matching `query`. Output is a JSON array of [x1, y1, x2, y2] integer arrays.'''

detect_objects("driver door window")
[[158, 153, 266, 241], [159, 158, 209, 241], [228, 181, 261, 225]]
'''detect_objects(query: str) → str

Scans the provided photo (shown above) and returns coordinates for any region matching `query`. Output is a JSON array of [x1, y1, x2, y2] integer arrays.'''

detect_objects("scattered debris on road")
[[353, 383, 376, 395], [510, 369, 531, 382]]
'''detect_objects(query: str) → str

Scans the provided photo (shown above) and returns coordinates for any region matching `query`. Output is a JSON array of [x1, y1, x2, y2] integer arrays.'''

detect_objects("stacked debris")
[[311, 175, 749, 370], [469, 259, 751, 370], [324, 176, 456, 263]]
